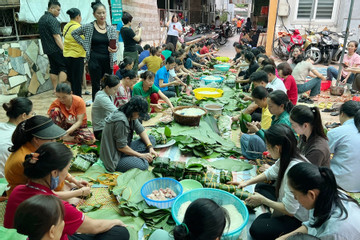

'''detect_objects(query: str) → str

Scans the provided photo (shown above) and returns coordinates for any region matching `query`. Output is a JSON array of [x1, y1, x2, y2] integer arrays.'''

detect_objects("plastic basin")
[[216, 56, 230, 62], [141, 177, 183, 209], [321, 80, 331, 91], [179, 179, 203, 192], [214, 64, 231, 72], [193, 87, 224, 99], [200, 75, 224, 85], [171, 188, 249, 240]]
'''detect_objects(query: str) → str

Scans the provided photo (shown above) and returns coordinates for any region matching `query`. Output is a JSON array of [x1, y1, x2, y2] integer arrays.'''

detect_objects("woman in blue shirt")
[[154, 57, 186, 98]]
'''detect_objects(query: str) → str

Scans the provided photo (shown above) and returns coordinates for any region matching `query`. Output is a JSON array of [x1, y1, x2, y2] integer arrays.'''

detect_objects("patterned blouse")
[[114, 83, 131, 108], [71, 21, 117, 69]]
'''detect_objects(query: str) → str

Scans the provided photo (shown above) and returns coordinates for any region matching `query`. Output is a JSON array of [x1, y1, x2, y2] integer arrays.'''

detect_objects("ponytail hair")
[[9, 116, 52, 152], [140, 71, 155, 81], [66, 8, 81, 19], [119, 56, 134, 70], [265, 124, 304, 197], [268, 90, 293, 113], [100, 74, 120, 89], [23, 142, 73, 180], [121, 69, 137, 80], [173, 198, 229, 240], [288, 162, 360, 227], [290, 105, 327, 140], [2, 97, 33, 120], [355, 110, 360, 132]]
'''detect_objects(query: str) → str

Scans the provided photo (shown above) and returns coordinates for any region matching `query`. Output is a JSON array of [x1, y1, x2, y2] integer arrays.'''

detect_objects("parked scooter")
[[330, 31, 354, 63], [273, 29, 304, 60], [304, 29, 322, 64]]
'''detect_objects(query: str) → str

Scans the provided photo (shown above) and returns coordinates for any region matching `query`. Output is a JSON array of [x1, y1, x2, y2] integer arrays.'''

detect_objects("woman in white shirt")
[[277, 162, 360, 240], [0, 97, 33, 178], [231, 124, 308, 239], [166, 15, 182, 49]]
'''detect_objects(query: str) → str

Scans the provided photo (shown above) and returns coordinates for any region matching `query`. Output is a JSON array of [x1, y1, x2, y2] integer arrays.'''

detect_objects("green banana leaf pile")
[[154, 120, 240, 158], [111, 169, 175, 234], [186, 157, 253, 172]]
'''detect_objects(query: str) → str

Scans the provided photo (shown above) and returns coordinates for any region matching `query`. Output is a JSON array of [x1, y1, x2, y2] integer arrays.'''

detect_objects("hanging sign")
[[111, 0, 123, 24]]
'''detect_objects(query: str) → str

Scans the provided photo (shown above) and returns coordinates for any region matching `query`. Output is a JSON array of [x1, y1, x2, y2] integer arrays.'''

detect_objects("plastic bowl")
[[216, 56, 230, 62], [172, 188, 249, 240], [214, 64, 231, 72], [179, 179, 203, 192], [141, 177, 183, 209], [204, 103, 224, 115], [193, 87, 224, 100], [200, 75, 224, 85]]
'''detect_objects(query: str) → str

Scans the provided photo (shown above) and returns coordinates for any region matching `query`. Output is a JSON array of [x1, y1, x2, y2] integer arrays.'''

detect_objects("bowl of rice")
[[171, 188, 249, 240], [200, 75, 224, 85], [173, 106, 207, 126], [193, 87, 224, 100]]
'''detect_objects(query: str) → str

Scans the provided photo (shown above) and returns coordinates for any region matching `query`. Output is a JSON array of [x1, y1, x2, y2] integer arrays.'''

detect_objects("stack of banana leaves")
[[152, 157, 207, 181]]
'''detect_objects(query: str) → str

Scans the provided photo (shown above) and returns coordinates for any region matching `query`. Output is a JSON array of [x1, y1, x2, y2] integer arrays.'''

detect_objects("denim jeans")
[[327, 66, 355, 84], [297, 77, 321, 96], [240, 134, 266, 160]]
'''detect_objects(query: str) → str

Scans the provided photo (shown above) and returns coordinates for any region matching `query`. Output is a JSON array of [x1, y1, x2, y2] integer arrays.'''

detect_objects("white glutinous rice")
[[198, 91, 219, 95], [203, 76, 222, 81], [175, 108, 205, 116], [223, 204, 244, 233], [177, 201, 192, 222]]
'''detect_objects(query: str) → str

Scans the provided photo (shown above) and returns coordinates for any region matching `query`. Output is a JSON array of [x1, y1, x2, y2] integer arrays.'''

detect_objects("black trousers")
[[166, 35, 178, 49], [88, 52, 111, 101], [249, 183, 302, 240], [94, 130, 102, 141], [66, 57, 84, 97], [68, 226, 129, 240]]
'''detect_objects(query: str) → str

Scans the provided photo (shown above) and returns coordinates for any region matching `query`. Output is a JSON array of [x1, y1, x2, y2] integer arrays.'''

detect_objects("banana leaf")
[[86, 208, 145, 240], [208, 159, 253, 172], [112, 169, 155, 203], [0, 227, 27, 240], [79, 160, 107, 182], [235, 189, 251, 200], [219, 171, 226, 183], [183, 173, 203, 182], [204, 182, 238, 193], [78, 204, 102, 213], [152, 157, 170, 168], [200, 172, 218, 184]]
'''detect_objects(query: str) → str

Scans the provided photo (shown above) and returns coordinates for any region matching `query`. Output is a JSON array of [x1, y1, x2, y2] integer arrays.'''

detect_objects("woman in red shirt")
[[277, 62, 298, 105], [4, 142, 129, 240]]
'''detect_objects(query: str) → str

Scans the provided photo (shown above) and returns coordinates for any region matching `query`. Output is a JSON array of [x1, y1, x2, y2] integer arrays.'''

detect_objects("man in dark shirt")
[[38, 1, 67, 90]]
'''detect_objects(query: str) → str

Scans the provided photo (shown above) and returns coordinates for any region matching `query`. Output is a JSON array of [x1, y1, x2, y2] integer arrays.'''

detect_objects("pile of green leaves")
[[152, 120, 240, 158], [112, 169, 175, 233], [186, 157, 253, 172]]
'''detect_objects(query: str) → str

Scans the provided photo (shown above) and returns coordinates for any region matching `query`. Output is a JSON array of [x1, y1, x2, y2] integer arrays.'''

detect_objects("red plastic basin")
[[321, 81, 331, 91]]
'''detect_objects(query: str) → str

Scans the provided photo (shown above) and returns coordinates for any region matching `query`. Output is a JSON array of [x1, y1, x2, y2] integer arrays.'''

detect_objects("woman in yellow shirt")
[[138, 47, 163, 74], [63, 8, 86, 97], [240, 86, 272, 160]]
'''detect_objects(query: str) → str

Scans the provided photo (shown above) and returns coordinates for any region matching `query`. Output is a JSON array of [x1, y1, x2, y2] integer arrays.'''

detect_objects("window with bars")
[[297, 0, 335, 20]]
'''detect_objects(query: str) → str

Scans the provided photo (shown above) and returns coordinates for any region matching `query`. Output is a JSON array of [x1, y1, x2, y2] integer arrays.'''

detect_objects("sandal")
[[331, 112, 340, 116], [318, 102, 325, 109]]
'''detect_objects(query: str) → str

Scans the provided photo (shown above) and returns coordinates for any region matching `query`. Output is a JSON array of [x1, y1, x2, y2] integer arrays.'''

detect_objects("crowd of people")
[[1, 0, 360, 240]]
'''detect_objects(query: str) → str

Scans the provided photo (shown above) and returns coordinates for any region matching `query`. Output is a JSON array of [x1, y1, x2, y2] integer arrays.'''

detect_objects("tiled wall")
[[0, 39, 52, 97]]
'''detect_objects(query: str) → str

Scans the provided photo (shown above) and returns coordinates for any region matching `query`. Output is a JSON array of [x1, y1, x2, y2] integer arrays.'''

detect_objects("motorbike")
[[273, 29, 304, 60], [330, 31, 354, 63], [317, 30, 335, 65], [304, 29, 322, 64]]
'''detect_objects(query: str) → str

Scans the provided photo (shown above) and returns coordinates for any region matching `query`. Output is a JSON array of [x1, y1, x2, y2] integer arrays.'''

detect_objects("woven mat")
[[0, 201, 6, 226], [76, 187, 120, 213]]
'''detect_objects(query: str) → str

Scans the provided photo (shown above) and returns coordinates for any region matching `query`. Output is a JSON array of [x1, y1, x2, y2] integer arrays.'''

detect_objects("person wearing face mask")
[[48, 83, 95, 145], [71, 0, 117, 101], [63, 8, 85, 97], [4, 116, 90, 201], [154, 57, 186, 98], [230, 124, 309, 239], [326, 41, 360, 91], [277, 162, 360, 240], [0, 97, 33, 178], [4, 142, 129, 240], [132, 71, 174, 112], [14, 195, 65, 240], [92, 74, 121, 140], [100, 96, 159, 172], [38, 0, 67, 91]]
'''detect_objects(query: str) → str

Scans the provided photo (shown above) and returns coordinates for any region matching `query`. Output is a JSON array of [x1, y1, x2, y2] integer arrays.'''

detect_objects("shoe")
[[322, 108, 337, 112], [84, 91, 91, 95], [350, 89, 357, 94], [330, 112, 340, 116], [325, 122, 341, 129]]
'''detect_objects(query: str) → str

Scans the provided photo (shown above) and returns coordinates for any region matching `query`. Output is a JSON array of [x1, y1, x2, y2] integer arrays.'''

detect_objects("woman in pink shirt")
[[327, 41, 360, 90]]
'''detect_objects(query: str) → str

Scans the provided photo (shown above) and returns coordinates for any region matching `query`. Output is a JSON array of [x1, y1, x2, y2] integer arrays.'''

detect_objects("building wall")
[[122, 0, 162, 45], [275, 0, 360, 41]]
